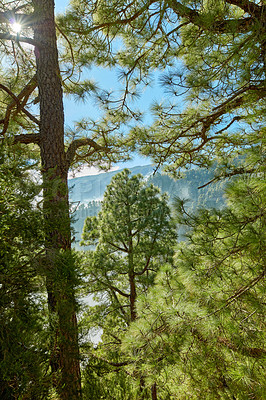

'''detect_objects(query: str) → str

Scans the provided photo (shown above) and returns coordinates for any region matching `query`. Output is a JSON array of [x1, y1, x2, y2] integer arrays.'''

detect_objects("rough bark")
[[129, 270, 137, 322], [128, 227, 137, 322], [32, 1, 81, 398]]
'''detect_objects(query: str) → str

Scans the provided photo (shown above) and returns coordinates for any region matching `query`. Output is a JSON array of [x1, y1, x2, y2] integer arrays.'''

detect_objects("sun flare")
[[11, 22, 21, 34]]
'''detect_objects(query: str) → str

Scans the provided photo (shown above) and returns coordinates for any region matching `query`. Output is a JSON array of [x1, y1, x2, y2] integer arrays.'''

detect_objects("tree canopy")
[[0, 146, 49, 399], [62, 0, 265, 176], [0, 0, 265, 399], [122, 173, 265, 399]]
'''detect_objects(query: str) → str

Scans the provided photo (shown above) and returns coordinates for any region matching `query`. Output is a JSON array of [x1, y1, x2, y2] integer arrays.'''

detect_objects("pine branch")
[[0, 32, 41, 47], [198, 167, 256, 189], [191, 328, 266, 359], [87, 273, 130, 300], [99, 278, 130, 298], [225, 0, 262, 17], [168, 0, 256, 33], [201, 270, 265, 319], [156, 84, 266, 164], [55, 23, 75, 82], [91, 353, 133, 368], [106, 240, 129, 253], [135, 253, 153, 276], [67, 0, 157, 35], [65, 138, 109, 167], [12, 133, 40, 144], [108, 288, 129, 320], [218, 337, 266, 359], [212, 84, 266, 113], [0, 76, 39, 134]]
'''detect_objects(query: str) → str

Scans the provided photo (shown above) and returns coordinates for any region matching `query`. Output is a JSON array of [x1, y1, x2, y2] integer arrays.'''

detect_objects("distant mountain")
[[147, 168, 226, 209], [69, 165, 227, 249], [68, 165, 155, 204]]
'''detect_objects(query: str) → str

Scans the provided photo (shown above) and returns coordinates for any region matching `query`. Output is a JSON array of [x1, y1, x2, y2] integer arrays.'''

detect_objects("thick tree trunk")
[[32, 1, 81, 398]]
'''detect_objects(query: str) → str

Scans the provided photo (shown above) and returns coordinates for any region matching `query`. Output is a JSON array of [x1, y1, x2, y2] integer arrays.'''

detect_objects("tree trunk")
[[32, 1, 81, 398], [151, 383, 157, 400], [129, 270, 137, 322], [128, 228, 137, 322]]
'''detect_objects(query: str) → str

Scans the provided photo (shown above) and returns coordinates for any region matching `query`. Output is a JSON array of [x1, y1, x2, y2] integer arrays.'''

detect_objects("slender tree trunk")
[[32, 1, 81, 398], [128, 227, 137, 322], [139, 376, 146, 400], [129, 270, 137, 322], [151, 383, 157, 400]]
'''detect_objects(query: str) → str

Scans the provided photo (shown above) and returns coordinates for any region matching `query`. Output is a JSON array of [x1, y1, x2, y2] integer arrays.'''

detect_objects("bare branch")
[[0, 32, 41, 47], [12, 133, 40, 145], [0, 77, 39, 134]]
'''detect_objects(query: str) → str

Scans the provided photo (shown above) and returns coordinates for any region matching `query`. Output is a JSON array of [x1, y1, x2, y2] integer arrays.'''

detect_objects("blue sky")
[[55, 0, 176, 175], [55, 0, 161, 174], [55, 0, 70, 13]]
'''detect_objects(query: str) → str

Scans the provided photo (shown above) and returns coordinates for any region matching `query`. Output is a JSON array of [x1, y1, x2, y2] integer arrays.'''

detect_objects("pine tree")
[[1, 1, 265, 398], [59, 4, 266, 395], [0, 1, 127, 398], [0, 144, 49, 399], [62, 0, 265, 176], [80, 169, 177, 399], [122, 170, 266, 399]]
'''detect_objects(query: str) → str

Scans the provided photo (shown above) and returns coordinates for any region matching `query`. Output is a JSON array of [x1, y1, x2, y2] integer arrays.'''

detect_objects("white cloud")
[[68, 165, 119, 179]]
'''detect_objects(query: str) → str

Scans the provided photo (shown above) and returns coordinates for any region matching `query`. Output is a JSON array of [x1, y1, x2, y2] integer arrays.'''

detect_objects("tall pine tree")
[[0, 1, 127, 398], [81, 170, 177, 399], [0, 144, 49, 399], [123, 169, 265, 399]]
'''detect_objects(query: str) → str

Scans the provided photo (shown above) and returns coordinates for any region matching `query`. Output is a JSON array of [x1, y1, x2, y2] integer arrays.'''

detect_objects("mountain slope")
[[69, 165, 226, 249]]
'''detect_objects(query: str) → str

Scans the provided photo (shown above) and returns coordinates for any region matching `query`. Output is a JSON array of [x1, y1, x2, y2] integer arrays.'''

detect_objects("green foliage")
[[1, 2, 265, 399], [82, 354, 134, 400], [62, 0, 266, 176], [81, 170, 177, 314], [122, 173, 266, 399], [80, 169, 177, 398], [0, 144, 50, 399]]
